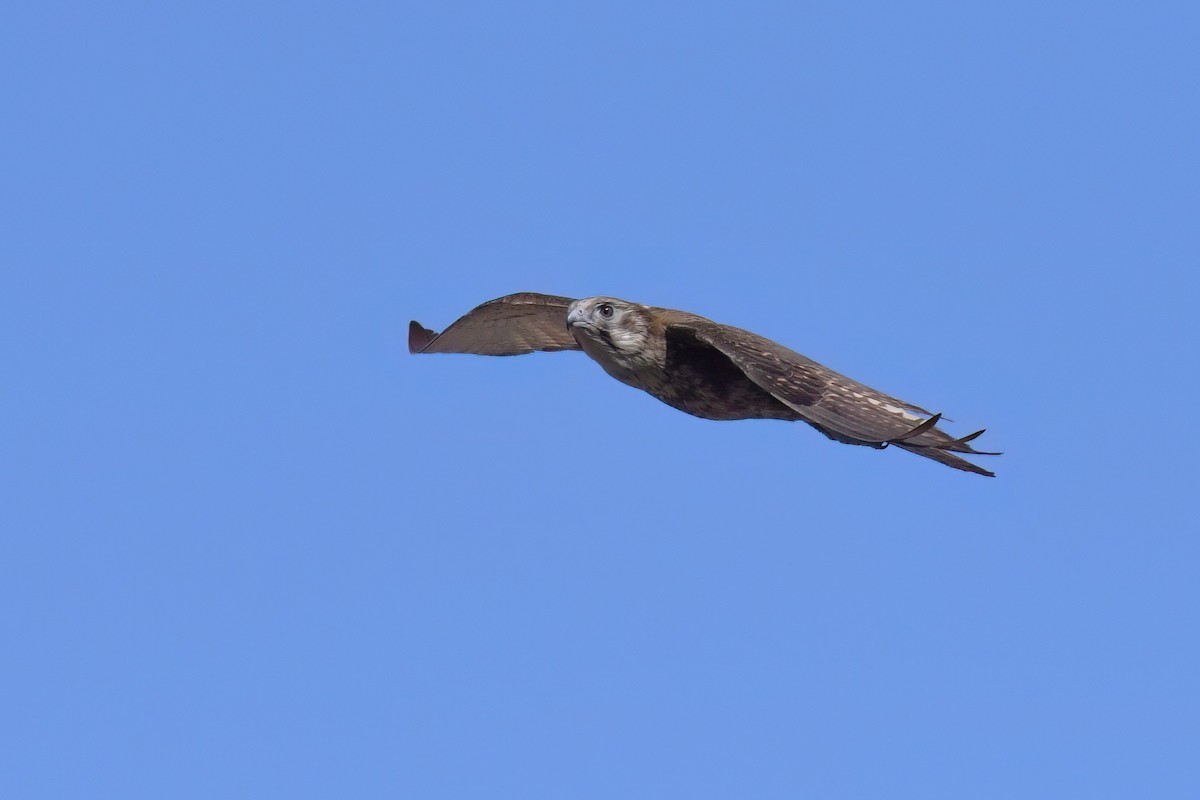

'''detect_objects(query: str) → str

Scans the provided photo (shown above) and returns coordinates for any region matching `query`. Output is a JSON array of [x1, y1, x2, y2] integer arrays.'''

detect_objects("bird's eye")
[[598, 303, 615, 319]]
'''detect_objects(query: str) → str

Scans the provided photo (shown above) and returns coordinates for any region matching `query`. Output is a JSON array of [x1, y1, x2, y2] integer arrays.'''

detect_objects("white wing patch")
[[843, 387, 924, 422]]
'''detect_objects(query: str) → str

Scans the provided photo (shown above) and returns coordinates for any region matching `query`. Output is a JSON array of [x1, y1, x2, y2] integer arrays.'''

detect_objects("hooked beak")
[[566, 305, 588, 329]]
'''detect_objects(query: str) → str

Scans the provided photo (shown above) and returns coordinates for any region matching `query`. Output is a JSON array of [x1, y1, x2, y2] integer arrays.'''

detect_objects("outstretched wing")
[[668, 318, 998, 476], [409, 293, 581, 356]]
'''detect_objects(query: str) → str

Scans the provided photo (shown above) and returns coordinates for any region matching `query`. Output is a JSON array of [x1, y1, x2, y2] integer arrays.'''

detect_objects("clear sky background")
[[3, 2, 1197, 798]]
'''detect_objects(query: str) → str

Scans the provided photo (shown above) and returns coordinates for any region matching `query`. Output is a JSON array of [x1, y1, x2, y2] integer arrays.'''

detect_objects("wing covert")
[[669, 318, 995, 471], [409, 293, 581, 356]]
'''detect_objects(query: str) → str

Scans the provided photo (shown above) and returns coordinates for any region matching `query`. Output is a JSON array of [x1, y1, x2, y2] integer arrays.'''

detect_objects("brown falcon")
[[409, 293, 999, 476]]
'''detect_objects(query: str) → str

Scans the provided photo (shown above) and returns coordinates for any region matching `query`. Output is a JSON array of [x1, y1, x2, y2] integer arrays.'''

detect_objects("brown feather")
[[409, 293, 581, 356], [409, 293, 998, 476], [663, 315, 996, 475]]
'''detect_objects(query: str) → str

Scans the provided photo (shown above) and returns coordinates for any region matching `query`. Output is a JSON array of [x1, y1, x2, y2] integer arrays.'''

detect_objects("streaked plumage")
[[410, 293, 999, 476]]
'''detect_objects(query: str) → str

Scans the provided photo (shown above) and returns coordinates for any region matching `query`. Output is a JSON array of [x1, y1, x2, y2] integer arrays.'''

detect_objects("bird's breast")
[[574, 329, 646, 388], [575, 324, 794, 421]]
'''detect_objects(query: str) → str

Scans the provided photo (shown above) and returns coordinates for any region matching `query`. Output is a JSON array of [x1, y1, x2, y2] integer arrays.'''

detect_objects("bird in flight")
[[409, 293, 999, 476]]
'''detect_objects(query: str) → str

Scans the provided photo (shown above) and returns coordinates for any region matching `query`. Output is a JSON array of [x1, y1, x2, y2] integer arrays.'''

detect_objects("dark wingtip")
[[949, 428, 986, 446], [889, 413, 943, 443], [893, 440, 997, 477], [408, 320, 438, 354], [940, 428, 1001, 455]]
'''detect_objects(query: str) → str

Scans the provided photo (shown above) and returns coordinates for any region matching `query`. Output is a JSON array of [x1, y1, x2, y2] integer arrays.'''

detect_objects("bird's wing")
[[409, 293, 581, 356], [667, 317, 997, 476]]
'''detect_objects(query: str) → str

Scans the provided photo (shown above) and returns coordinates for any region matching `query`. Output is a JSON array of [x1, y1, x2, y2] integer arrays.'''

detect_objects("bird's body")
[[573, 305, 797, 421], [409, 293, 999, 476]]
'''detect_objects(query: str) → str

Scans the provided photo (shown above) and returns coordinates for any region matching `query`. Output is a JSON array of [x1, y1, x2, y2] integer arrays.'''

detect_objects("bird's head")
[[566, 296, 652, 360]]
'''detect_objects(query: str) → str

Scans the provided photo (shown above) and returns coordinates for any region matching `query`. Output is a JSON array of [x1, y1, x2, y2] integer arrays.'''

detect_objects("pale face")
[[565, 296, 647, 355], [565, 296, 656, 386]]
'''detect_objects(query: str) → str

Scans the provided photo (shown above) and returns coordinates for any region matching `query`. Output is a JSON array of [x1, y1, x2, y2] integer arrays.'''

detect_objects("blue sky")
[[2, 2, 1197, 797]]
